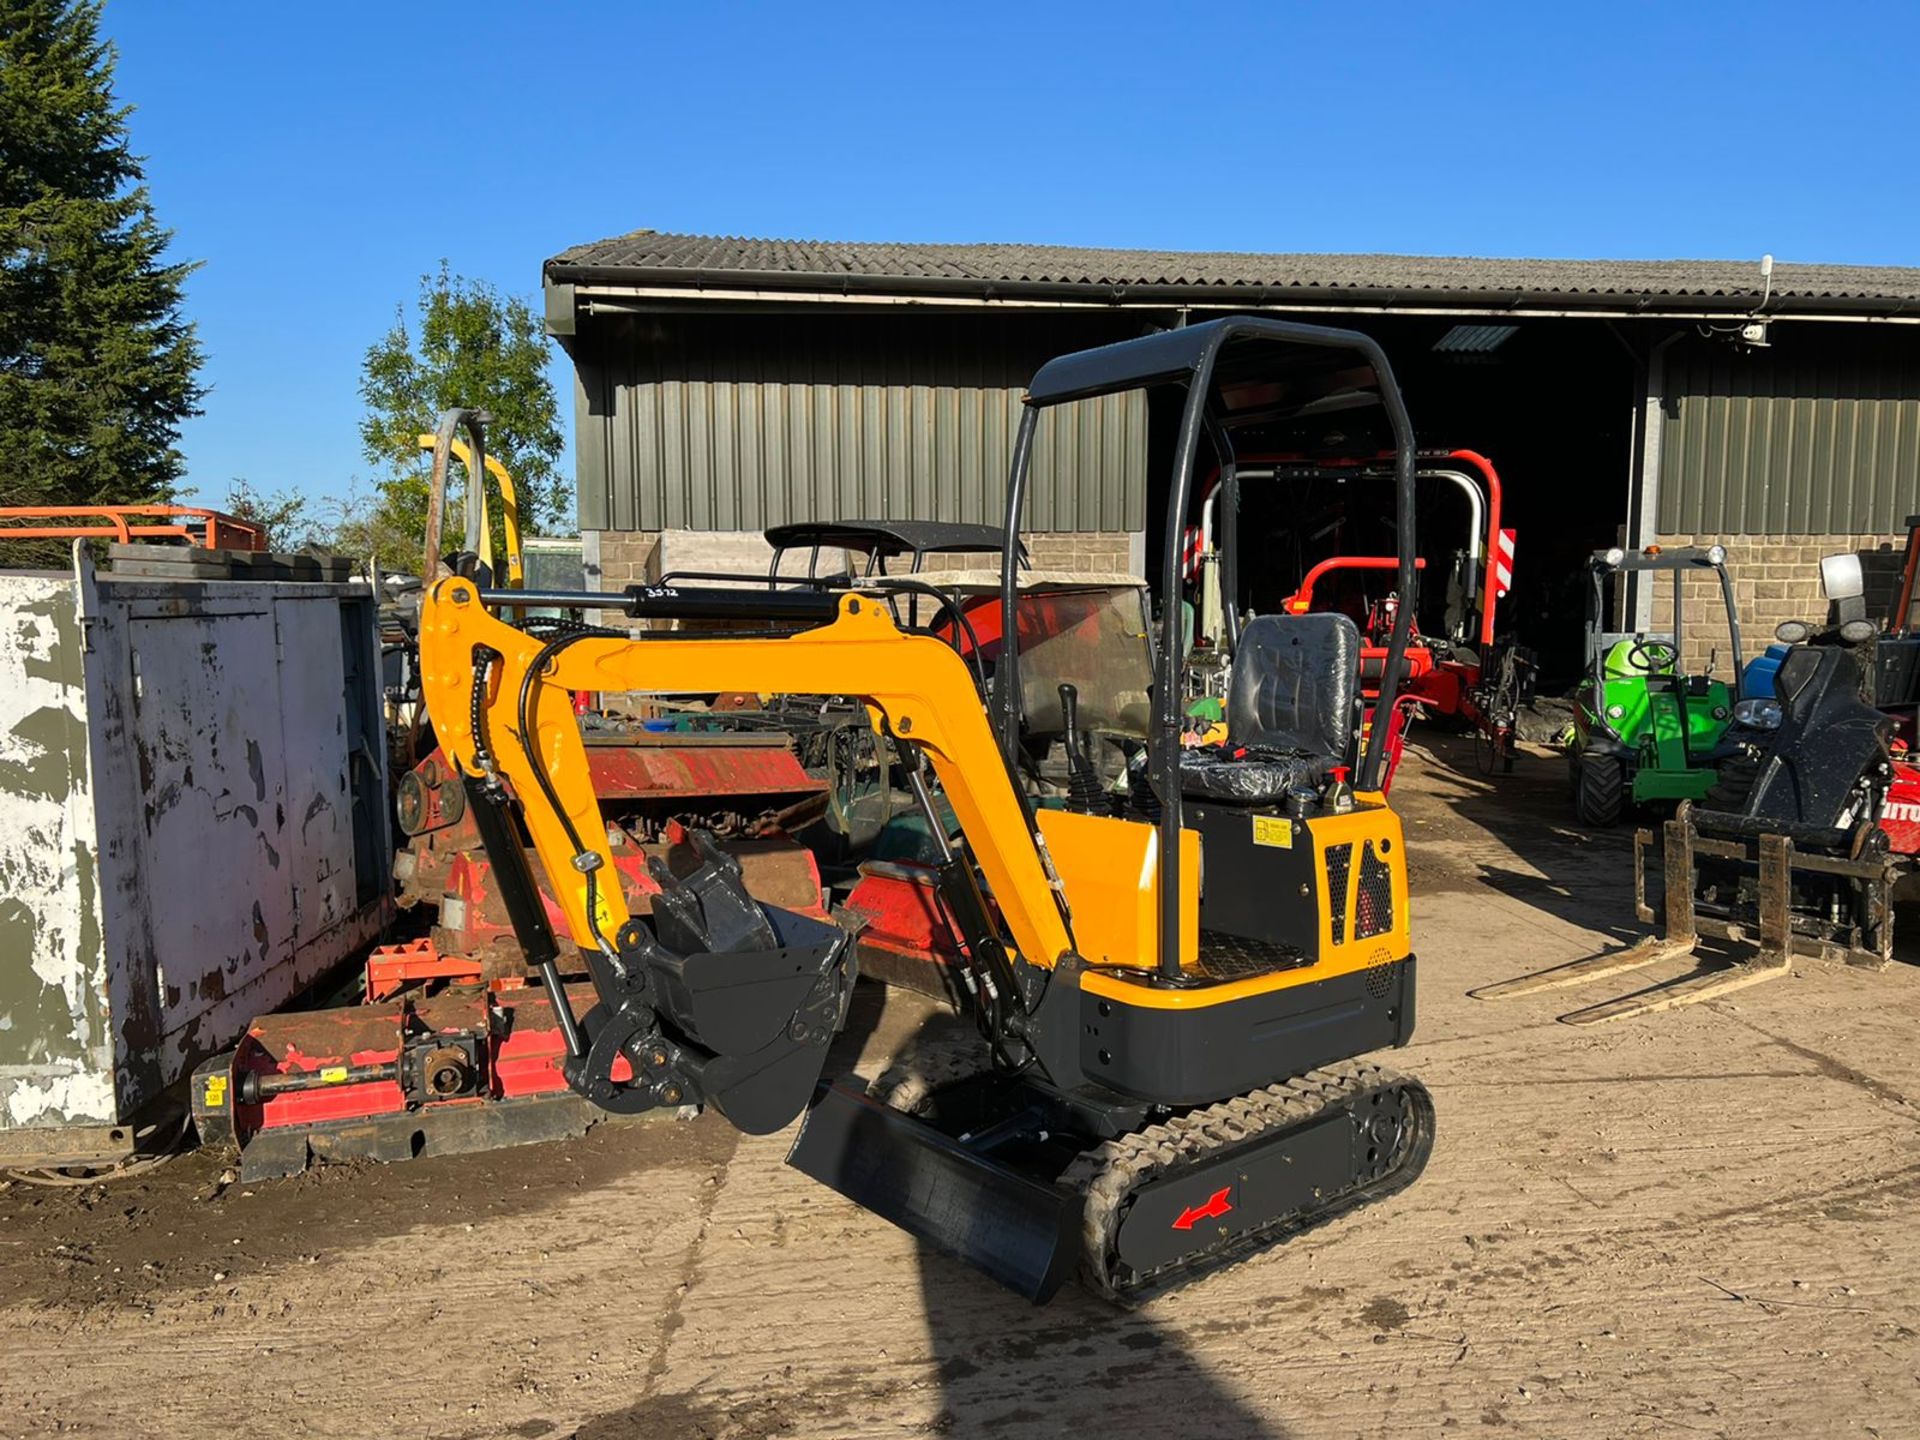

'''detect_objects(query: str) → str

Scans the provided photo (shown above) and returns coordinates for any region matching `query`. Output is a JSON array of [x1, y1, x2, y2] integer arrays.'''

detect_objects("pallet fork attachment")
[[1474, 805, 1808, 1023], [1487, 621, 1908, 1024]]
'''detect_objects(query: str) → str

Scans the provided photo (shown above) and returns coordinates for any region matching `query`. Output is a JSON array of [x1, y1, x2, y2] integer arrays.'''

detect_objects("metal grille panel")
[[1356, 841, 1394, 941], [1364, 948, 1396, 998], [1325, 843, 1353, 945]]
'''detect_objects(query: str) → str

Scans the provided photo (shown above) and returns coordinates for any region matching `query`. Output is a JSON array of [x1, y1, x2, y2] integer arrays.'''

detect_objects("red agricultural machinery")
[[1186, 447, 1527, 785], [196, 721, 839, 1178]]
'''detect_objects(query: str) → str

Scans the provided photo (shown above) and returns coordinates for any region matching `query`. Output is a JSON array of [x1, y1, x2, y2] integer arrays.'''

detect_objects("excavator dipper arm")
[[416, 577, 1071, 1135]]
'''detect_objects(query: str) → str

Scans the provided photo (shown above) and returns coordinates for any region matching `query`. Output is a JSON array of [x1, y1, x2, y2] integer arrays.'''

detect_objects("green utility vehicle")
[[1568, 545, 1744, 825]]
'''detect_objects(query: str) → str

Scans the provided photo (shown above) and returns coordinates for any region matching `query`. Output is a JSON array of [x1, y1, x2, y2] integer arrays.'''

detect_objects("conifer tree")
[[0, 0, 203, 508]]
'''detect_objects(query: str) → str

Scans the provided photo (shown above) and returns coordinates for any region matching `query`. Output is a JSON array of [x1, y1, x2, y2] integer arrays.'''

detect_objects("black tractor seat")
[[1695, 642, 1891, 843], [1179, 613, 1360, 804]]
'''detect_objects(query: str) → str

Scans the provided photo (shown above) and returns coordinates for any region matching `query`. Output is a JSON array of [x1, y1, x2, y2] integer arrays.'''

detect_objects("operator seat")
[[1179, 613, 1361, 803], [1728, 644, 1891, 834]]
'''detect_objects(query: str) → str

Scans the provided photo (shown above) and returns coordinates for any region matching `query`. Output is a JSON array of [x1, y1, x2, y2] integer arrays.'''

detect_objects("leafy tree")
[[217, 475, 420, 569], [359, 264, 564, 574], [0, 0, 203, 509], [317, 478, 416, 571], [220, 477, 321, 550]]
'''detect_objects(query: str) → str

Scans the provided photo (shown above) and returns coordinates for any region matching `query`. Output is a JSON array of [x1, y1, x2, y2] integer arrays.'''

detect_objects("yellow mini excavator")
[[416, 318, 1434, 1302]]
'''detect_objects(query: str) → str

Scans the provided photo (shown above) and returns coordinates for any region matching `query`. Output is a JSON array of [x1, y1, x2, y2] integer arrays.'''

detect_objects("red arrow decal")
[[1171, 1185, 1235, 1231]]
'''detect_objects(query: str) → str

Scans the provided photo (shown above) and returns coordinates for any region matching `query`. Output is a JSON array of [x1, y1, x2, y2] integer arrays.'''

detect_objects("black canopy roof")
[[764, 519, 1022, 563], [1024, 317, 1389, 432]]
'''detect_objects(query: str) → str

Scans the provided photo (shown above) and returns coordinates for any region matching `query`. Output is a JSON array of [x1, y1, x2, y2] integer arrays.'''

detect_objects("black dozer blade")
[[787, 1082, 1082, 1303]]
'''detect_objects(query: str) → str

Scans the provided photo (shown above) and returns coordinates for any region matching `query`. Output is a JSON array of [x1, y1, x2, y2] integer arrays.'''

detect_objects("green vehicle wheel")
[[1574, 752, 1625, 827]]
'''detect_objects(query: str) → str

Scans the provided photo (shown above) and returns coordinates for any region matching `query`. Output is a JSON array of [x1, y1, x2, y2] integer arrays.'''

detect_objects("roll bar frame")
[[995, 317, 1418, 981]]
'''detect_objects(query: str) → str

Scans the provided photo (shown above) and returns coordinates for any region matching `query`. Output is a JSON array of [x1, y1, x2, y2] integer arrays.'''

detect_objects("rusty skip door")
[[124, 588, 387, 1085], [0, 555, 390, 1150], [129, 603, 297, 1027]]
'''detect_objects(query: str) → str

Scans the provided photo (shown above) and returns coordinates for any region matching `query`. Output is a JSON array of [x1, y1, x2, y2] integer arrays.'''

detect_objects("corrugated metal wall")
[[1658, 329, 1920, 535], [574, 312, 1147, 533]]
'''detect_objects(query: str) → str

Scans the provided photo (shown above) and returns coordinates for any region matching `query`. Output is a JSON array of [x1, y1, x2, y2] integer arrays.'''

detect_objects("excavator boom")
[[419, 578, 1071, 968]]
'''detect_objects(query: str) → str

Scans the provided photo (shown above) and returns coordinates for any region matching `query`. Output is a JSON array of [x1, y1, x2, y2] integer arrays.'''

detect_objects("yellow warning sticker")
[[203, 1075, 227, 1107], [1251, 815, 1292, 848], [320, 1065, 350, 1085]]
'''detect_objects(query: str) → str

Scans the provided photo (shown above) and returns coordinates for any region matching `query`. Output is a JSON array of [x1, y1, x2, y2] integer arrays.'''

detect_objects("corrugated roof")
[[546, 230, 1920, 313]]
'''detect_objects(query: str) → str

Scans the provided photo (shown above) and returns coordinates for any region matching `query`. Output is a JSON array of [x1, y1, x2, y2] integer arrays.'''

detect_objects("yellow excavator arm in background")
[[418, 432, 524, 587], [417, 576, 1074, 969]]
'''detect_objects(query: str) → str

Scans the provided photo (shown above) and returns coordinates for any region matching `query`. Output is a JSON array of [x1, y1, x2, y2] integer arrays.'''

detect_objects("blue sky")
[[104, 1, 1919, 517]]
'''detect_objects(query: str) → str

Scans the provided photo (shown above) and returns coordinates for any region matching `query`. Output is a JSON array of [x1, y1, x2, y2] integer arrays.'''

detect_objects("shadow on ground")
[[896, 1005, 1286, 1440], [1400, 728, 1645, 945], [566, 989, 1289, 1440]]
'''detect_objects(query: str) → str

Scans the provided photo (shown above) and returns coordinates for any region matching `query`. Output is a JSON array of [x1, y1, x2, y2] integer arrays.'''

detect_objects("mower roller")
[[386, 317, 1435, 1303]]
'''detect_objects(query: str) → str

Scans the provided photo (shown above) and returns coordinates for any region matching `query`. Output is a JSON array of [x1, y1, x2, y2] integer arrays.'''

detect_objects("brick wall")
[[594, 529, 660, 590], [588, 528, 1142, 589], [1647, 532, 1909, 669], [1022, 531, 1139, 574]]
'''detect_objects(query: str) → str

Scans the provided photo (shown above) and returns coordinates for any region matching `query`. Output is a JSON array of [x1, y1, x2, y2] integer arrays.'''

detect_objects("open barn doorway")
[[1138, 313, 1639, 693], [1380, 316, 1638, 689]]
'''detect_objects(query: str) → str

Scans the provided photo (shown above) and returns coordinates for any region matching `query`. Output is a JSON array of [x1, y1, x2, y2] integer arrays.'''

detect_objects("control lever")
[[1057, 683, 1105, 815]]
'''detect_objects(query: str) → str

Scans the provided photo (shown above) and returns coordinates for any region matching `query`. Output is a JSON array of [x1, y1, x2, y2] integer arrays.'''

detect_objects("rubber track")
[[1061, 1060, 1435, 1303]]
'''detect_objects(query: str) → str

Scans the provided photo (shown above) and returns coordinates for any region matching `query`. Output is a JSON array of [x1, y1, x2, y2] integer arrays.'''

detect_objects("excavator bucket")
[[787, 1082, 1082, 1302]]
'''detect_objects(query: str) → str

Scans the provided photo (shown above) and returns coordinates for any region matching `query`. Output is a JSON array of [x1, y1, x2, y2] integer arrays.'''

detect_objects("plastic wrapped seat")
[[1178, 613, 1360, 804]]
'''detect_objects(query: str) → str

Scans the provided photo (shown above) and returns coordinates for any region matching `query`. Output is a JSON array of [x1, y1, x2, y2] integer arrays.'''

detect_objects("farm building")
[[543, 233, 1920, 680]]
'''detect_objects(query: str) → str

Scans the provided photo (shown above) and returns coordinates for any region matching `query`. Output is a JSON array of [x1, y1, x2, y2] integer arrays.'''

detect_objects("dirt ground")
[[3, 732, 1918, 1439]]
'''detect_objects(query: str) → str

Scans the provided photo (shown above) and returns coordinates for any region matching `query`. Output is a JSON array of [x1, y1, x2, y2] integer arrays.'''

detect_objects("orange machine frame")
[[0, 505, 267, 551], [417, 577, 1411, 1012]]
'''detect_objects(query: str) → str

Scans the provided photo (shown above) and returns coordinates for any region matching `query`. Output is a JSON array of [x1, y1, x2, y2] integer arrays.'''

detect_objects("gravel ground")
[[2, 733, 1915, 1439]]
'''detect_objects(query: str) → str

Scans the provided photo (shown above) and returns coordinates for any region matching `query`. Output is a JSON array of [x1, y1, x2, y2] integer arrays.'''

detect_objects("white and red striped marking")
[[1494, 527, 1516, 598], [1182, 525, 1204, 581]]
